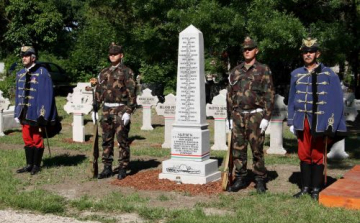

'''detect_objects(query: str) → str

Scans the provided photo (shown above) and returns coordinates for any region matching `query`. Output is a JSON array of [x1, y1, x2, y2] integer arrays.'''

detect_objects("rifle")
[[222, 119, 233, 191], [86, 78, 99, 178]]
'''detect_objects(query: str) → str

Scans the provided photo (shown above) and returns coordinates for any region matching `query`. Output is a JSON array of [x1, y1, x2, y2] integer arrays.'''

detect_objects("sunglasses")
[[243, 48, 255, 52]]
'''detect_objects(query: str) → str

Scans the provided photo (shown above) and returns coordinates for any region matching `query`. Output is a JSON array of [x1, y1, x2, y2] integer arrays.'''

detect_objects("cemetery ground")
[[0, 97, 360, 223]]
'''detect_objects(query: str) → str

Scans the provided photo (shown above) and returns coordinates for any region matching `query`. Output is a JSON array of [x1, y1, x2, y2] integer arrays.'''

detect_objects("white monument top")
[[206, 89, 227, 119], [271, 94, 288, 121], [63, 82, 93, 114], [156, 93, 176, 117], [0, 90, 10, 111], [175, 24, 207, 125], [137, 88, 159, 107]]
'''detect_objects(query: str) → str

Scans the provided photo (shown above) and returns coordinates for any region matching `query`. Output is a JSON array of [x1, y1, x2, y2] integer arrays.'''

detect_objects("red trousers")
[[22, 125, 44, 149], [297, 118, 325, 165]]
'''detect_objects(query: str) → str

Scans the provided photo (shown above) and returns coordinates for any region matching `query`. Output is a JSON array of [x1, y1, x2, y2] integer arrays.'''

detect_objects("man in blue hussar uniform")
[[14, 45, 58, 175], [288, 37, 347, 200]]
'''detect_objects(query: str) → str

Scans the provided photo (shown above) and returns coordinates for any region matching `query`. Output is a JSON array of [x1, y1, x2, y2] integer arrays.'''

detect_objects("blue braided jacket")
[[287, 63, 347, 137], [14, 64, 58, 126]]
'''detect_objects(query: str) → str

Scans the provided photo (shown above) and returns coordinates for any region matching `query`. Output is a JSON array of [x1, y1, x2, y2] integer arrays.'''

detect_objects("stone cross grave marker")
[[206, 89, 228, 150], [266, 94, 287, 155], [159, 25, 221, 184], [137, 88, 159, 130], [64, 83, 93, 142], [155, 93, 176, 148], [0, 90, 10, 136]]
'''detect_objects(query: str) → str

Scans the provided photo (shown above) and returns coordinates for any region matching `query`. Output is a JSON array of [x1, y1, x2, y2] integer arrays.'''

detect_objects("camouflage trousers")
[[232, 110, 267, 179], [100, 105, 130, 169]]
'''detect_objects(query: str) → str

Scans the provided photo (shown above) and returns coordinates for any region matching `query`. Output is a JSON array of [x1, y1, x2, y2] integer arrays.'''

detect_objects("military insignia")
[[327, 113, 334, 128], [30, 77, 38, 84], [40, 105, 46, 116], [303, 37, 317, 47]]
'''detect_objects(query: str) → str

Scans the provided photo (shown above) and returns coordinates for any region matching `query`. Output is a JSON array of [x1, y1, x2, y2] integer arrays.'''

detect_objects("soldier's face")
[[243, 47, 258, 62], [109, 53, 123, 64], [302, 50, 320, 66], [22, 55, 35, 68]]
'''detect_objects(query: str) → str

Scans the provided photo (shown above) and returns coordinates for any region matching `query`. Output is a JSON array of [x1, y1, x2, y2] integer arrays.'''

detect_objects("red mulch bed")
[[111, 169, 224, 196]]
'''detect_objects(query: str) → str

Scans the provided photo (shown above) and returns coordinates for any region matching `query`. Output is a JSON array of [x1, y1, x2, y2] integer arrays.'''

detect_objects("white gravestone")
[[137, 88, 159, 130], [327, 95, 359, 159], [3, 106, 21, 130], [155, 93, 176, 148], [267, 94, 288, 155], [159, 25, 221, 184], [0, 91, 10, 136], [64, 83, 93, 142], [206, 89, 227, 150]]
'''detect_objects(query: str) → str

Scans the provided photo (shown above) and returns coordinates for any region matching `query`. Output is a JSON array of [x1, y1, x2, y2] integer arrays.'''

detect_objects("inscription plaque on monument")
[[159, 25, 220, 184]]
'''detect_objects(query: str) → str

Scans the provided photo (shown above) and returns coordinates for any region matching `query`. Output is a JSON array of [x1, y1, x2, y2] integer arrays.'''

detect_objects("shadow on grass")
[[152, 124, 164, 129], [43, 154, 87, 168], [283, 137, 298, 154], [127, 159, 161, 175], [288, 171, 337, 190], [211, 156, 224, 168], [129, 135, 146, 144], [4, 129, 22, 134]]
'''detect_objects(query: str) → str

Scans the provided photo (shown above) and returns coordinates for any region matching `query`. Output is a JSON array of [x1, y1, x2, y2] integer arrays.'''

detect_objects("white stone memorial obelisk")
[[155, 93, 176, 148], [159, 25, 221, 184], [267, 94, 287, 155], [137, 88, 159, 130], [206, 89, 228, 150], [0, 90, 10, 136], [64, 83, 93, 142]]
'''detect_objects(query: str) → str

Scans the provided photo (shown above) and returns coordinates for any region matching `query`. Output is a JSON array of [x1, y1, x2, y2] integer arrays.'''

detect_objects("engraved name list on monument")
[[177, 36, 198, 123]]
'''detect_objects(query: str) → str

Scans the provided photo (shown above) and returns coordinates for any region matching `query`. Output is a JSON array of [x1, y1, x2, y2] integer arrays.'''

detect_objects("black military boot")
[[17, 146, 34, 173], [255, 176, 266, 193], [117, 167, 127, 180], [31, 147, 44, 175], [293, 161, 312, 198], [311, 164, 324, 201], [228, 172, 247, 192], [98, 165, 113, 179]]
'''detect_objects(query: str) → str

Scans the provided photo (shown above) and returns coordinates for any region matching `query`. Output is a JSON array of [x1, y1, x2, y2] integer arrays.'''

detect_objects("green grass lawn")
[[0, 96, 359, 223]]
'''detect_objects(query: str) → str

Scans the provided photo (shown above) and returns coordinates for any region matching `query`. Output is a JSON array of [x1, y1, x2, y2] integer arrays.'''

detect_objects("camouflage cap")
[[108, 42, 123, 55], [300, 37, 320, 52], [20, 45, 36, 56], [242, 36, 257, 49]]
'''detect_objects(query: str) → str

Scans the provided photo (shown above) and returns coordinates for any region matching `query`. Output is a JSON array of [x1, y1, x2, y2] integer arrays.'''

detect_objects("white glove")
[[289, 125, 296, 136], [14, 118, 20, 124], [122, 112, 131, 126], [259, 119, 269, 134], [91, 112, 99, 124], [226, 119, 233, 130]]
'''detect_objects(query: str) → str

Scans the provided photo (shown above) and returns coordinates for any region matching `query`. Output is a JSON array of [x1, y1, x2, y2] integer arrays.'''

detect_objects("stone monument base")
[[159, 159, 221, 184]]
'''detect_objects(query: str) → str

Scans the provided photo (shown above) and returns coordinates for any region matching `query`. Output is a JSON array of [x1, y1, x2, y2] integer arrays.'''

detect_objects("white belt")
[[104, 102, 124, 107], [241, 108, 263, 114]]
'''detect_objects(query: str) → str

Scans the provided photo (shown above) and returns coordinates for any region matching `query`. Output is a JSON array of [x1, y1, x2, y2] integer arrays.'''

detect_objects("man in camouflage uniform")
[[227, 37, 275, 193], [288, 38, 347, 200], [94, 43, 137, 180]]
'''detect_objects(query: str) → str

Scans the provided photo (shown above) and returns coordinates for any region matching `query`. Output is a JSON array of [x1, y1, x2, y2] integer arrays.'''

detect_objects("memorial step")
[[319, 165, 360, 210]]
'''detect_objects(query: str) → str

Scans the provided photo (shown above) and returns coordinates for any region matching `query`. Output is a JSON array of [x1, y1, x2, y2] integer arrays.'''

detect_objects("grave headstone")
[[137, 88, 159, 130], [267, 94, 287, 155], [0, 62, 4, 75], [63, 83, 93, 142], [0, 90, 10, 136], [206, 89, 227, 150], [159, 25, 221, 184], [3, 106, 21, 130], [155, 93, 176, 148]]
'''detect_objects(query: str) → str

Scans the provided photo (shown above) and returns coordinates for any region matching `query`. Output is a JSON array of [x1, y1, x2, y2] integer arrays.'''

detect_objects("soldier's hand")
[[259, 119, 269, 134], [90, 78, 98, 86], [226, 119, 233, 130], [122, 113, 131, 126], [91, 111, 99, 124], [14, 118, 20, 124], [289, 125, 296, 136]]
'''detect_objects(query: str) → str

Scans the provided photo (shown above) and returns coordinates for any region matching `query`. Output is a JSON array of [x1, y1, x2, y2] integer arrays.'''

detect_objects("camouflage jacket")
[[95, 63, 137, 113], [227, 61, 275, 120]]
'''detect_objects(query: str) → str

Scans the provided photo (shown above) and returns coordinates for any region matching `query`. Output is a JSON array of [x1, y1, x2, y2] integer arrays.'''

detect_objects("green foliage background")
[[0, 0, 359, 97]]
